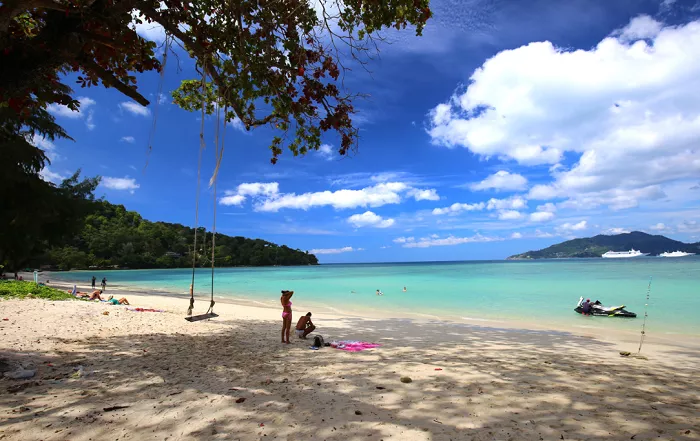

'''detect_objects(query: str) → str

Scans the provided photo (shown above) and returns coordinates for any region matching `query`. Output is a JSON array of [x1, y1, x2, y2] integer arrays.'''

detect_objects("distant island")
[[508, 231, 700, 259], [34, 200, 318, 270]]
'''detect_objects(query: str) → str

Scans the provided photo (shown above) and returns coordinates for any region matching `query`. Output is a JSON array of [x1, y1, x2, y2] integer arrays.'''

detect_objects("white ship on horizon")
[[601, 249, 648, 258], [660, 251, 696, 257]]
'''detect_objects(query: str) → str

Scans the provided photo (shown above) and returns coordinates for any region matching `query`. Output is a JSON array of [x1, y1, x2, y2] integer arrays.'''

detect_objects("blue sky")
[[38, 0, 700, 263]]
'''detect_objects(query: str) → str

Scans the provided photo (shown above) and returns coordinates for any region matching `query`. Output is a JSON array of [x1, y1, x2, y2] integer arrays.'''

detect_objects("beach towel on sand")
[[126, 307, 164, 313], [330, 340, 380, 352]]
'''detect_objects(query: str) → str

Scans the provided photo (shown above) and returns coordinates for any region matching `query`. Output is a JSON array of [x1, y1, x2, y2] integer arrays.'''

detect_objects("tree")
[[1, 0, 432, 162], [0, 170, 100, 272]]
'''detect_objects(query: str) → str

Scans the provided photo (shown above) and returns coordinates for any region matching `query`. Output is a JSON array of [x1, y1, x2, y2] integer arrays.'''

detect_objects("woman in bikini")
[[280, 290, 294, 344]]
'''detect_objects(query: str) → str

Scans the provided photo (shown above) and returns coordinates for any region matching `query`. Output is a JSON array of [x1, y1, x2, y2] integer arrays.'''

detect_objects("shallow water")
[[51, 257, 700, 337]]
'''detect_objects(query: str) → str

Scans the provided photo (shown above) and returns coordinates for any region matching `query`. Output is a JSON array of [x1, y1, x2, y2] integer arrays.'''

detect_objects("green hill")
[[508, 231, 700, 259], [33, 200, 318, 270]]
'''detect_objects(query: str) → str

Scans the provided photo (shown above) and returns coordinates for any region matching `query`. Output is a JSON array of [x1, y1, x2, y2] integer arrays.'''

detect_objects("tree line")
[[33, 199, 318, 271]]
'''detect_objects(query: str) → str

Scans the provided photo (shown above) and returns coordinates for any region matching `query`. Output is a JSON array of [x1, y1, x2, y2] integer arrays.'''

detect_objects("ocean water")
[[51, 258, 700, 337]]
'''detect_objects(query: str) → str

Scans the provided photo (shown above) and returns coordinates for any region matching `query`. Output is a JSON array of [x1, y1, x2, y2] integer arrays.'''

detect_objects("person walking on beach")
[[280, 290, 294, 344], [101, 277, 107, 292], [91, 276, 96, 289]]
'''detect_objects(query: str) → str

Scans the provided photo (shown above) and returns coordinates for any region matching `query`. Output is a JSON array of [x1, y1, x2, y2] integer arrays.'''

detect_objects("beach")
[[1, 280, 699, 441]]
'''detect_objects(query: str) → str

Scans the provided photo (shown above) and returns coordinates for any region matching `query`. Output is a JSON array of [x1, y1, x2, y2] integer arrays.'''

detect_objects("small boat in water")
[[659, 251, 695, 257], [574, 297, 637, 318], [601, 249, 648, 258]]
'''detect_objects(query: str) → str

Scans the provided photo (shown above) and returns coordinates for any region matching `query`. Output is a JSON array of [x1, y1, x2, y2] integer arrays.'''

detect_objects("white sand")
[[1, 286, 699, 441]]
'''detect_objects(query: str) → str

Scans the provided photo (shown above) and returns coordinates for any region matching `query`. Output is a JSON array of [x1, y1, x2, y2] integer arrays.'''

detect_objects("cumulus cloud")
[[102, 176, 140, 193], [309, 246, 360, 255], [120, 101, 151, 117], [47, 97, 96, 129], [529, 211, 555, 222], [407, 188, 440, 201], [486, 196, 527, 211], [40, 167, 67, 184], [650, 222, 668, 231], [121, 136, 136, 143], [401, 233, 502, 248], [432, 202, 485, 215], [470, 171, 528, 191], [220, 182, 279, 206], [47, 97, 96, 119], [511, 232, 523, 239], [559, 220, 587, 231], [348, 211, 395, 228], [30, 134, 59, 161], [315, 144, 335, 160], [253, 181, 437, 212], [429, 17, 700, 211], [602, 227, 631, 235], [393, 237, 415, 244], [498, 210, 522, 220]]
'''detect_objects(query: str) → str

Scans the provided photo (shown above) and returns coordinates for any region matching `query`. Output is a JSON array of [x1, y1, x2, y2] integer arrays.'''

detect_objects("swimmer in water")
[[376, 289, 383, 296], [402, 286, 407, 292]]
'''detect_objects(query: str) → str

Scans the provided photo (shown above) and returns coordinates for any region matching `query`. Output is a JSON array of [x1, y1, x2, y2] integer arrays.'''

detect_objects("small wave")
[[461, 316, 495, 322]]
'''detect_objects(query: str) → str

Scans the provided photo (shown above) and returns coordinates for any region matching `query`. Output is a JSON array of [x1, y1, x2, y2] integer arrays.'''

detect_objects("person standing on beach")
[[91, 276, 96, 289], [280, 290, 294, 344], [101, 277, 107, 292]]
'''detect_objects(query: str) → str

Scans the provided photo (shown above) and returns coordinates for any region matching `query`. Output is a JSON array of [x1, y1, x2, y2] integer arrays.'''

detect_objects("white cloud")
[[498, 210, 522, 220], [612, 15, 662, 41], [511, 232, 523, 239], [85, 110, 95, 130], [131, 10, 166, 43], [432, 202, 485, 215], [102, 176, 140, 193], [230, 117, 246, 132], [121, 136, 136, 143], [40, 167, 66, 184], [256, 182, 409, 212], [559, 220, 587, 231], [470, 171, 528, 191], [402, 233, 502, 248], [316, 144, 335, 160], [393, 236, 415, 244], [120, 101, 151, 117], [486, 196, 527, 211], [219, 194, 246, 206], [536, 203, 557, 213], [47, 97, 96, 129], [236, 182, 279, 197], [47, 96, 96, 119], [220, 182, 279, 206], [429, 17, 700, 212], [529, 211, 555, 222], [309, 246, 359, 255], [407, 188, 440, 201], [348, 211, 395, 228], [30, 134, 59, 161], [650, 222, 668, 231], [602, 227, 630, 235]]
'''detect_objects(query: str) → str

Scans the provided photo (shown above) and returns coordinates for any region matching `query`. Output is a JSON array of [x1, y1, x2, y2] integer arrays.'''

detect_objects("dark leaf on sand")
[[236, 398, 246, 403]]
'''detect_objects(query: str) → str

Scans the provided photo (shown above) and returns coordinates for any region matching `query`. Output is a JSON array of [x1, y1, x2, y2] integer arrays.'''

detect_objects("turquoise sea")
[[50, 258, 700, 337]]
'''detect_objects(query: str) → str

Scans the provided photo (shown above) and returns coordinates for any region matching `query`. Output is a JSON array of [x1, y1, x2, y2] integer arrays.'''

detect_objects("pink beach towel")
[[331, 341, 380, 352]]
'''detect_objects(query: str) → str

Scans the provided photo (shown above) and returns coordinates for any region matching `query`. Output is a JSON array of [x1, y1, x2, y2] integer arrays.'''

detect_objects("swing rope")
[[187, 68, 208, 317], [637, 277, 652, 354], [144, 36, 170, 173], [206, 100, 226, 315]]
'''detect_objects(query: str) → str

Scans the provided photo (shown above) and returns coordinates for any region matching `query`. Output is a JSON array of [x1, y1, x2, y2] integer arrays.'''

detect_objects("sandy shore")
[[1, 285, 699, 440]]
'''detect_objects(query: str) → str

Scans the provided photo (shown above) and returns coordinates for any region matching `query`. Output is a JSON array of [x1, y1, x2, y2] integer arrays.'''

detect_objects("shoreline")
[[38, 273, 700, 354]]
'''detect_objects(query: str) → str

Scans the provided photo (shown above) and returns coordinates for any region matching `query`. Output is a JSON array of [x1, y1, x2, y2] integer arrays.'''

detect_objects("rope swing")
[[185, 67, 220, 322]]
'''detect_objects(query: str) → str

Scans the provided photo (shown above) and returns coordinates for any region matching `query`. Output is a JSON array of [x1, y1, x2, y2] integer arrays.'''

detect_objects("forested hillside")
[[35, 200, 318, 270], [508, 231, 700, 259]]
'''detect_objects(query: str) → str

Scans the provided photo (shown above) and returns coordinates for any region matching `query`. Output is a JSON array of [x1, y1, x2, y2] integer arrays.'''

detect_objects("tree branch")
[[81, 58, 150, 106]]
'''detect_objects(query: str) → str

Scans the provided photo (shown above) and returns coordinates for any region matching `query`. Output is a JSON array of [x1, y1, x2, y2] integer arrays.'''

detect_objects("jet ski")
[[574, 296, 637, 318]]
